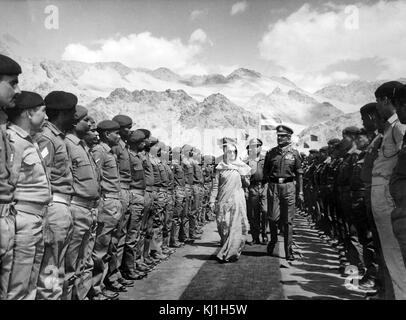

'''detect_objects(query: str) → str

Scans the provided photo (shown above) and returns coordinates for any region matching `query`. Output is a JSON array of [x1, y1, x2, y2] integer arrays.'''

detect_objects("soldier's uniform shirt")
[[337, 151, 356, 187], [111, 139, 132, 187], [0, 121, 14, 203], [191, 159, 204, 185], [350, 151, 367, 191], [7, 124, 51, 203], [264, 145, 303, 179], [129, 150, 146, 190], [372, 113, 406, 181], [172, 162, 186, 187], [91, 142, 121, 194], [37, 121, 73, 195], [182, 159, 194, 185], [361, 132, 382, 184], [163, 162, 174, 190], [65, 133, 100, 200], [390, 133, 406, 185], [141, 152, 154, 187]]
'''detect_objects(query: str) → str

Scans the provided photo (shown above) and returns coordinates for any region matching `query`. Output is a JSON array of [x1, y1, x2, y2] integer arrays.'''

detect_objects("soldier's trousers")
[[202, 182, 213, 220], [267, 182, 296, 257], [247, 183, 268, 241], [151, 190, 167, 254], [7, 204, 46, 300], [371, 180, 406, 300], [180, 184, 194, 240], [390, 180, 406, 276], [142, 190, 155, 259], [90, 197, 122, 296], [121, 189, 145, 275], [36, 201, 73, 300], [192, 184, 203, 225], [107, 188, 130, 283], [171, 186, 185, 245], [162, 190, 174, 247], [62, 203, 96, 300], [0, 204, 15, 300]]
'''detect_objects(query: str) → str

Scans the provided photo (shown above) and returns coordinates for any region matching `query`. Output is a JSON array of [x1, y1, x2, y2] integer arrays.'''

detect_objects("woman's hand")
[[209, 202, 215, 212]]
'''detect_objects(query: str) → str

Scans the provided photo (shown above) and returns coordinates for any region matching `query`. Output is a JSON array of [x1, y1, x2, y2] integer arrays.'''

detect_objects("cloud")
[[258, 0, 406, 90], [231, 1, 248, 16], [190, 9, 208, 20], [62, 31, 211, 75]]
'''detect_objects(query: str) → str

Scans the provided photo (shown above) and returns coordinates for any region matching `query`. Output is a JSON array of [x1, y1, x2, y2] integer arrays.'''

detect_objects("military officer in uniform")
[[245, 138, 268, 245], [0, 54, 21, 299], [6, 91, 51, 299], [264, 125, 303, 261], [36, 91, 77, 300]]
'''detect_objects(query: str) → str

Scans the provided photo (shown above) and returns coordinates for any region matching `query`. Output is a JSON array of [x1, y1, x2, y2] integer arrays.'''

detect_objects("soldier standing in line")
[[264, 125, 304, 261], [245, 138, 268, 245], [313, 146, 328, 229], [191, 147, 205, 233], [110, 115, 138, 284], [0, 54, 21, 299], [89, 120, 124, 300], [36, 91, 77, 300], [302, 149, 319, 221], [170, 147, 187, 248], [6, 91, 51, 300], [202, 155, 215, 222], [122, 129, 152, 280], [62, 106, 102, 300]]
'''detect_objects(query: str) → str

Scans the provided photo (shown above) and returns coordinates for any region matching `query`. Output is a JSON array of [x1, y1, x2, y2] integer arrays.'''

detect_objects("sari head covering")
[[216, 141, 252, 176]]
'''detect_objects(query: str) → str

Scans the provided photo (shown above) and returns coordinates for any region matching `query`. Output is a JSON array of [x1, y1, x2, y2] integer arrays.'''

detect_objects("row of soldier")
[[0, 53, 217, 300], [302, 80, 406, 300]]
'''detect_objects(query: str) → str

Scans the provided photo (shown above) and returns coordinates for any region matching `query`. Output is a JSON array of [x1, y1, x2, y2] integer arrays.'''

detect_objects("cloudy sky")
[[1, 0, 405, 91]]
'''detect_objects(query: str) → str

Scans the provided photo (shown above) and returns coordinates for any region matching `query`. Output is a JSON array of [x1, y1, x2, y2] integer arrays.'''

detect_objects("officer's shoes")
[[245, 240, 253, 246], [195, 229, 204, 234], [104, 281, 127, 292], [118, 278, 135, 287], [162, 247, 175, 255], [91, 291, 119, 300], [136, 264, 152, 272]]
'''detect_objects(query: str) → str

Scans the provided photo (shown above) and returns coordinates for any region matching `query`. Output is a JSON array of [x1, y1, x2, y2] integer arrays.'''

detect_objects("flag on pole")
[[303, 142, 310, 148], [310, 134, 318, 141], [260, 114, 277, 131]]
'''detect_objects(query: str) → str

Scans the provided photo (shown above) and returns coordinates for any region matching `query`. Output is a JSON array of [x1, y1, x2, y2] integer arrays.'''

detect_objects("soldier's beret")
[[342, 126, 359, 135], [112, 114, 133, 128], [97, 120, 120, 131], [0, 54, 22, 75], [319, 146, 329, 152], [276, 125, 293, 135], [375, 81, 403, 100], [327, 138, 341, 146], [394, 85, 406, 104], [149, 136, 159, 147], [74, 105, 88, 122], [246, 138, 263, 149], [14, 91, 44, 110], [138, 128, 151, 139], [44, 91, 77, 110], [360, 103, 377, 114], [128, 129, 145, 144], [182, 144, 194, 154]]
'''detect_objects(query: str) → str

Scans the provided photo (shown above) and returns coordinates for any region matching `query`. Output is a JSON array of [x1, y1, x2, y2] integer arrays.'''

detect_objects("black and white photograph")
[[1, 0, 406, 310]]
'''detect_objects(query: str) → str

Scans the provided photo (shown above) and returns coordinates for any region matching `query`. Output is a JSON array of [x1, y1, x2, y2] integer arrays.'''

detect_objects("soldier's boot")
[[162, 236, 175, 255], [169, 222, 182, 248]]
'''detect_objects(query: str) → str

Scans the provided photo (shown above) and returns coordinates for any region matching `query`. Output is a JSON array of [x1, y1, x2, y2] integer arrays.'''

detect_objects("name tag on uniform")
[[41, 147, 49, 159]]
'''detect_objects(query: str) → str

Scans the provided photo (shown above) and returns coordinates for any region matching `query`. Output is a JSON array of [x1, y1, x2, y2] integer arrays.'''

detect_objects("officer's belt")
[[269, 177, 294, 184], [130, 188, 145, 196], [14, 200, 48, 216], [102, 192, 121, 199], [52, 192, 72, 205], [71, 196, 99, 210], [120, 182, 131, 190]]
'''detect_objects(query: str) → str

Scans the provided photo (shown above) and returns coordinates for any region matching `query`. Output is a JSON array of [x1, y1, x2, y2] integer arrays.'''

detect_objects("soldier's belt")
[[102, 192, 121, 199], [71, 196, 99, 210], [52, 192, 72, 205], [269, 177, 294, 184], [14, 200, 48, 216]]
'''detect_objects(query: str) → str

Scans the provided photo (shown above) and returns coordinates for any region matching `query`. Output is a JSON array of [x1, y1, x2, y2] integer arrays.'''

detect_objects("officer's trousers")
[[7, 206, 45, 300], [247, 183, 268, 241], [0, 204, 15, 300], [171, 186, 185, 245], [151, 190, 167, 254], [180, 184, 193, 240], [113, 188, 131, 278], [162, 190, 174, 248], [36, 202, 73, 300], [267, 182, 296, 257], [371, 180, 406, 300], [90, 197, 122, 296], [121, 189, 145, 275], [62, 203, 95, 300], [390, 180, 406, 275]]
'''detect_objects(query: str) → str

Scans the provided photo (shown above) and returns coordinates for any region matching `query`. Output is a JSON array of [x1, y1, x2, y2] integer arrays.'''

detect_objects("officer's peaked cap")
[[276, 125, 293, 135]]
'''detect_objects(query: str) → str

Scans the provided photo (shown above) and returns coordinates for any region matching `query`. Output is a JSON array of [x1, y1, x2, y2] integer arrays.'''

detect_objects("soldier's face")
[[84, 128, 99, 146], [395, 101, 406, 124], [120, 125, 132, 140], [277, 134, 290, 146], [361, 112, 377, 132], [0, 75, 21, 108], [356, 134, 369, 150], [29, 105, 48, 132], [106, 129, 120, 146]]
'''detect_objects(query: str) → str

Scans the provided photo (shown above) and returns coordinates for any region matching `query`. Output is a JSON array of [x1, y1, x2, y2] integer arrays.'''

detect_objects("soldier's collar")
[[119, 139, 126, 149], [7, 123, 31, 141], [100, 141, 112, 153], [65, 133, 81, 145], [46, 121, 65, 137]]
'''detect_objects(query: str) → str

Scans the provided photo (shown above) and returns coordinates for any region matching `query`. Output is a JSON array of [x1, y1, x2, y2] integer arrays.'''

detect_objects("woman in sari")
[[209, 142, 252, 263]]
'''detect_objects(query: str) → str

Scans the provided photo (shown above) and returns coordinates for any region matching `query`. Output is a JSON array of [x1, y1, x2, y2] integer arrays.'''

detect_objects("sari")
[[210, 158, 252, 262]]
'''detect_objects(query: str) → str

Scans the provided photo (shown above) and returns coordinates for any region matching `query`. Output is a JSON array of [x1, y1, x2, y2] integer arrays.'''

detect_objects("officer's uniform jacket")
[[263, 144, 303, 181]]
